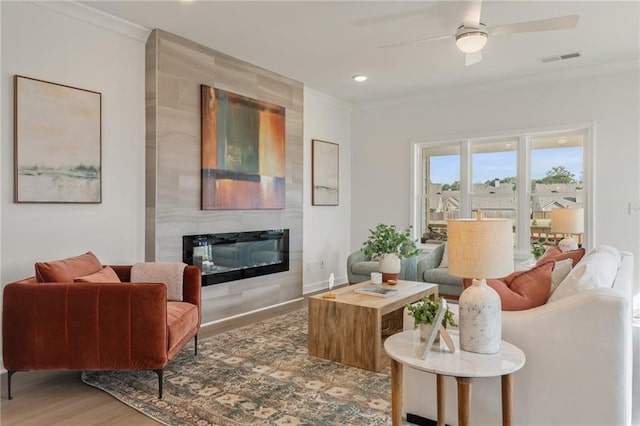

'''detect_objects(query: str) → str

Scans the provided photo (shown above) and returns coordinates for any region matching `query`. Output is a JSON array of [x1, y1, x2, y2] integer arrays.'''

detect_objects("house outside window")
[[412, 126, 591, 258]]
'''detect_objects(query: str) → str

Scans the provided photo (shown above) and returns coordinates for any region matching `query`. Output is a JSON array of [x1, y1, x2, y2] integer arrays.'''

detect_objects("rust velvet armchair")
[[2, 263, 201, 399]]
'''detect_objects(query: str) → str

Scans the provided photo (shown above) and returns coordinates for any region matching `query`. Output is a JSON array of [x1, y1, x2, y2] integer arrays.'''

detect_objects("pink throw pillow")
[[536, 246, 585, 267], [35, 251, 103, 283], [463, 261, 554, 311], [74, 266, 122, 283]]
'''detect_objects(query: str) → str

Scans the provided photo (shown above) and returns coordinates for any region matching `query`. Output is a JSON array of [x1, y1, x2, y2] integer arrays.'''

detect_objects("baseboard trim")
[[200, 297, 304, 328]]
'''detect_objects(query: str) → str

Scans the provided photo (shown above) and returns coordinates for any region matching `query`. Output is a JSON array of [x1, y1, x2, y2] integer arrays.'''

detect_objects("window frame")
[[410, 123, 594, 258]]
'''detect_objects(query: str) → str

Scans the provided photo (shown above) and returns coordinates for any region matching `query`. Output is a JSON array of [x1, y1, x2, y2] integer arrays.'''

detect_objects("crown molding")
[[355, 60, 640, 112], [305, 86, 353, 113], [31, 1, 150, 43]]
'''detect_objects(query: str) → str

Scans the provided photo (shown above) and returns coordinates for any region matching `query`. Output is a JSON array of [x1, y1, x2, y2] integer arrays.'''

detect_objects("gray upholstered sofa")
[[346, 250, 417, 284], [416, 242, 463, 297]]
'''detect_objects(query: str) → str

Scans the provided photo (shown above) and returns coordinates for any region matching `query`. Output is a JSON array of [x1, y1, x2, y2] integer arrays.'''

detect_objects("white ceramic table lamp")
[[551, 207, 584, 252], [447, 216, 514, 354]]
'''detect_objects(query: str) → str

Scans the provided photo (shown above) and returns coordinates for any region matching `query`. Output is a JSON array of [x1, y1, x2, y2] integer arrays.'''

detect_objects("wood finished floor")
[[1, 297, 309, 425]]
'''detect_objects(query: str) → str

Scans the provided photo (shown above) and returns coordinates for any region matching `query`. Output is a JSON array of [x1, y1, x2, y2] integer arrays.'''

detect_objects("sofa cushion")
[[352, 260, 379, 276], [423, 268, 462, 286], [438, 242, 449, 268], [536, 246, 585, 267], [74, 266, 122, 283], [35, 251, 103, 283], [463, 261, 554, 311], [548, 246, 621, 303], [167, 302, 199, 357], [549, 259, 573, 298]]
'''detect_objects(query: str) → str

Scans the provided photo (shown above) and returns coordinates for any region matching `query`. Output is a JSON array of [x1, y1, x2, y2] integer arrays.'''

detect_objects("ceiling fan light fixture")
[[455, 25, 488, 53]]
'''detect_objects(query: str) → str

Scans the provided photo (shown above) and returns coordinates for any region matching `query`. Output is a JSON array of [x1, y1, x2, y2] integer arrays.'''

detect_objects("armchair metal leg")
[[194, 334, 198, 356], [154, 369, 163, 399], [7, 370, 16, 400]]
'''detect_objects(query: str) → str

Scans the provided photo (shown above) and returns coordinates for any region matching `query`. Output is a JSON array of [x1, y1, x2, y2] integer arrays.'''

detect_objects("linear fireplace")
[[183, 229, 289, 286]]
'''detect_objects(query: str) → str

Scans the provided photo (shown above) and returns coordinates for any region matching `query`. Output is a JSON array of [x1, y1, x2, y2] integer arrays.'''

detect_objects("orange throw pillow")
[[536, 246, 585, 267], [74, 266, 121, 283], [463, 261, 555, 311], [35, 251, 103, 282]]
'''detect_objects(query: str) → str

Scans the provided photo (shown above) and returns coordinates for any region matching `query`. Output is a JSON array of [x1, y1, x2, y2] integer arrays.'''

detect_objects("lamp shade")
[[447, 218, 514, 279], [551, 208, 584, 234]]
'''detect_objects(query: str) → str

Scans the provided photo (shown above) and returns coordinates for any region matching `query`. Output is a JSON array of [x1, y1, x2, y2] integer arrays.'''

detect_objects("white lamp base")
[[459, 278, 502, 354]]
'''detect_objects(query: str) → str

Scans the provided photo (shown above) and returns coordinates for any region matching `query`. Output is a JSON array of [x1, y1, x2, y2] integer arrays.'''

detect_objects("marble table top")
[[384, 330, 525, 378]]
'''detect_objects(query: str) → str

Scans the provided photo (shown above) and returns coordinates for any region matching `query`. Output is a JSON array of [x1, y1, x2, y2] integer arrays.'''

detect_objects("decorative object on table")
[[362, 224, 419, 282], [354, 286, 398, 298], [448, 213, 514, 354], [406, 295, 457, 357], [551, 207, 584, 252], [14, 75, 101, 203], [322, 272, 336, 299], [370, 272, 383, 284], [311, 139, 339, 206], [387, 279, 397, 285], [201, 85, 285, 210]]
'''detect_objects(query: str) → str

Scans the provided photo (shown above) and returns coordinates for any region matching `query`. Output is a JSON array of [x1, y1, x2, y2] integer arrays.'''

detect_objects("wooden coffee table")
[[308, 280, 438, 372]]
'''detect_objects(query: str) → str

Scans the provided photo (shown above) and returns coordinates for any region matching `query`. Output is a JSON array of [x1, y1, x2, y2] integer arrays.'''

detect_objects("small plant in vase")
[[406, 296, 457, 329], [406, 296, 456, 348], [362, 224, 419, 282]]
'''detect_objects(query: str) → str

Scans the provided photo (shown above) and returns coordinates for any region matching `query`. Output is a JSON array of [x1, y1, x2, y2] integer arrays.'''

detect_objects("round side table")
[[384, 329, 525, 426]]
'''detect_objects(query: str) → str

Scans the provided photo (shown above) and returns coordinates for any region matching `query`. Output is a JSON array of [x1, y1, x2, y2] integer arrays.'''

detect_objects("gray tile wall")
[[146, 29, 303, 324]]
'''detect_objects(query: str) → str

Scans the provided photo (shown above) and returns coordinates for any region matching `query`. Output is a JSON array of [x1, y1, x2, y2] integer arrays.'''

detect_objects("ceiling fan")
[[380, 1, 579, 66]]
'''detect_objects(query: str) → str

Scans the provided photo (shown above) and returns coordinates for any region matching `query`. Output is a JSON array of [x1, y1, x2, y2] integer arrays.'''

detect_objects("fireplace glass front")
[[183, 229, 289, 286]]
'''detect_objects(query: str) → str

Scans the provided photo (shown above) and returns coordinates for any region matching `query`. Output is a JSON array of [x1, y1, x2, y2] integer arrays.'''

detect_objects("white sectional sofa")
[[402, 247, 634, 426]]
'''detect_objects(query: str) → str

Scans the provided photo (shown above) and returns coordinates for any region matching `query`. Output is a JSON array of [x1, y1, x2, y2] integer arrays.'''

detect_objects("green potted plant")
[[362, 224, 420, 281], [406, 295, 456, 328], [406, 296, 457, 345]]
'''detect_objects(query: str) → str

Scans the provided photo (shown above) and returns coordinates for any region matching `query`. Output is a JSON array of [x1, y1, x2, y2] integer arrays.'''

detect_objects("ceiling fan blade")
[[465, 51, 482, 66], [463, 0, 483, 28], [379, 33, 452, 49], [488, 15, 579, 36]]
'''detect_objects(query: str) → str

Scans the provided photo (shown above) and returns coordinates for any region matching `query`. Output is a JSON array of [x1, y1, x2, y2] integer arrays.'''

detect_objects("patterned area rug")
[[82, 309, 396, 425]]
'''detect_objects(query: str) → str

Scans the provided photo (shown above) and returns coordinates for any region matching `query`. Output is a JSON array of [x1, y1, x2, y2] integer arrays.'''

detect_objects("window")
[[413, 127, 590, 257], [421, 145, 460, 243]]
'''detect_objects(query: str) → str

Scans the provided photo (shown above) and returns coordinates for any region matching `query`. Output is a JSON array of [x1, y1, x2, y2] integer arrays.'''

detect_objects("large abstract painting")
[[312, 139, 339, 206], [201, 86, 286, 210], [14, 75, 102, 203]]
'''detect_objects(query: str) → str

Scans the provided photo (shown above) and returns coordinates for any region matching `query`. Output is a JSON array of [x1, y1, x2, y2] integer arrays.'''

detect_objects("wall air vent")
[[539, 51, 582, 64]]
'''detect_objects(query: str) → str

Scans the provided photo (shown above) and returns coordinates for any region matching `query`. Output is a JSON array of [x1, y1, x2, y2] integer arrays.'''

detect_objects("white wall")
[[1, 1, 148, 283], [351, 63, 640, 291], [303, 88, 352, 293]]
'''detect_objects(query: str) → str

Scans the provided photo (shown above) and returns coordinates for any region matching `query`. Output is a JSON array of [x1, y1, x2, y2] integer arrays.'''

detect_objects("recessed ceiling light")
[[353, 75, 368, 82]]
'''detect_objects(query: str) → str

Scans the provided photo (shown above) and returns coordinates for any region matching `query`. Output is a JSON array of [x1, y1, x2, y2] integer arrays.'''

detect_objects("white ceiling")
[[81, 1, 640, 105]]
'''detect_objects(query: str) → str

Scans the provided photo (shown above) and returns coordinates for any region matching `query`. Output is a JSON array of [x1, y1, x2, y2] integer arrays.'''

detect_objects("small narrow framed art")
[[14, 75, 102, 203], [312, 139, 339, 206]]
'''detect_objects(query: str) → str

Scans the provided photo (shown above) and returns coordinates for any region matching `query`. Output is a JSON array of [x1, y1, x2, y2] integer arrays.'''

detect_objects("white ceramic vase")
[[459, 278, 502, 354], [378, 253, 401, 282]]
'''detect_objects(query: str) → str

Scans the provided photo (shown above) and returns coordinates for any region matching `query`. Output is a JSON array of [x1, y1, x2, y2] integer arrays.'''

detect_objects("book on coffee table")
[[354, 286, 398, 298]]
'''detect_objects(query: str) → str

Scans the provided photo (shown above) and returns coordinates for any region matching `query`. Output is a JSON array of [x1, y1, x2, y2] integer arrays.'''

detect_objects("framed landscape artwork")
[[312, 139, 339, 206], [14, 75, 102, 203], [201, 85, 286, 210]]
